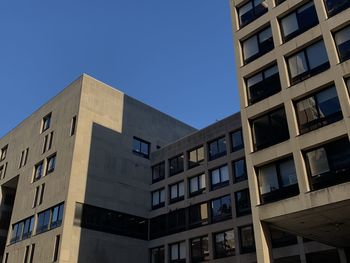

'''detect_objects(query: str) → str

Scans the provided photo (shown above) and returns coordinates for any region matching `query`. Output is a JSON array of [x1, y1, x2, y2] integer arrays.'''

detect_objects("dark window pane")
[[270, 226, 298, 248], [324, 0, 350, 17], [335, 26, 350, 62], [189, 203, 208, 227], [231, 130, 244, 151], [233, 159, 247, 182], [214, 230, 235, 258], [132, 137, 150, 158], [209, 137, 227, 160], [235, 189, 251, 216], [239, 225, 255, 253], [169, 155, 184, 176], [211, 195, 232, 222]]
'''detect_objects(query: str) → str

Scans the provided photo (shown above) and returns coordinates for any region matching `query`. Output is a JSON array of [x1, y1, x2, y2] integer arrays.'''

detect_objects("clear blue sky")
[[0, 0, 239, 137]]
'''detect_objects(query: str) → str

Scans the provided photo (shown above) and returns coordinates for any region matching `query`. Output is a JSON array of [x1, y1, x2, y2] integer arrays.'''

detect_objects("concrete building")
[[230, 0, 350, 262], [0, 74, 342, 263]]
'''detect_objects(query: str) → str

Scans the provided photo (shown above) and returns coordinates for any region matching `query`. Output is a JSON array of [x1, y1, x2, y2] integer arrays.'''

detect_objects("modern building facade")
[[0, 74, 344, 262], [230, 0, 350, 262]]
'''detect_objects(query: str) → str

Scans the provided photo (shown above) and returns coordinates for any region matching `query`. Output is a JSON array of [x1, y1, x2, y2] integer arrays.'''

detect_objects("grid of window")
[[214, 230, 235, 259], [210, 165, 229, 190], [233, 159, 247, 183], [41, 113, 52, 133], [242, 26, 274, 64], [246, 64, 281, 105], [169, 241, 186, 263], [211, 195, 232, 222], [152, 188, 165, 209], [251, 107, 290, 151], [287, 40, 330, 85], [169, 181, 184, 203], [295, 85, 343, 134], [132, 137, 150, 158], [235, 189, 251, 217], [237, 0, 268, 28], [304, 137, 350, 190], [152, 162, 165, 183], [280, 2, 318, 42], [191, 236, 209, 263], [188, 146, 204, 169], [10, 216, 34, 244], [208, 137, 226, 161], [231, 130, 244, 151], [169, 155, 184, 176], [239, 225, 255, 253], [150, 246, 165, 263], [189, 174, 206, 196], [258, 157, 299, 204], [334, 25, 350, 63]]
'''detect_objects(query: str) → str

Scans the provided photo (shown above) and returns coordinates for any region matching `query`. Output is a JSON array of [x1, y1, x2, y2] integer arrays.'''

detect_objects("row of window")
[[152, 130, 244, 183], [152, 159, 247, 208], [150, 225, 255, 263], [10, 203, 64, 244], [251, 83, 345, 151], [237, 0, 349, 29], [257, 137, 350, 204], [150, 193, 251, 239]]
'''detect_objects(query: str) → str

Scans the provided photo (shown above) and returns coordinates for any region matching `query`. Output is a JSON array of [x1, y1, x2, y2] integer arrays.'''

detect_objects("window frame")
[[324, 0, 350, 17], [169, 241, 186, 263], [169, 181, 185, 204], [211, 195, 232, 223], [239, 225, 255, 254], [208, 136, 227, 161], [294, 85, 343, 134], [150, 246, 165, 263], [235, 189, 251, 217], [169, 154, 184, 176], [210, 165, 230, 190], [189, 202, 209, 228], [232, 158, 247, 183], [46, 153, 57, 175], [286, 40, 330, 85], [230, 130, 244, 151], [41, 113, 52, 133], [237, 0, 269, 28], [132, 137, 150, 159], [334, 25, 350, 63], [33, 161, 44, 182], [152, 162, 165, 183], [214, 229, 235, 259], [0, 145, 8, 161], [188, 146, 205, 169], [189, 173, 206, 197], [257, 156, 299, 204], [190, 236, 209, 263], [152, 188, 165, 210]]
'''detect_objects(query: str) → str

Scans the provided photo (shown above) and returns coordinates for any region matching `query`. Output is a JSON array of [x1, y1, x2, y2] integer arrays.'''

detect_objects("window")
[[334, 25, 350, 62], [150, 214, 167, 239], [24, 245, 30, 263], [233, 159, 247, 183], [324, 0, 350, 17], [4, 253, 8, 263], [189, 174, 206, 196], [53, 235, 60, 262], [152, 188, 165, 209], [235, 189, 251, 217], [280, 2, 318, 42], [208, 137, 226, 160], [152, 162, 165, 183], [33, 161, 44, 182], [51, 203, 64, 228], [169, 155, 184, 176], [210, 165, 229, 190], [70, 116, 77, 136], [287, 40, 330, 85], [33, 186, 39, 208], [169, 242, 186, 263], [19, 148, 29, 168], [258, 157, 299, 204], [275, 0, 286, 5], [239, 225, 255, 253], [304, 137, 350, 190], [33, 184, 45, 207], [270, 226, 298, 248], [168, 209, 186, 234], [0, 145, 8, 161], [36, 209, 51, 234], [251, 107, 290, 150], [246, 64, 281, 104], [242, 26, 274, 64], [41, 113, 52, 133], [191, 236, 209, 262], [38, 183, 45, 206], [132, 137, 150, 158], [214, 230, 235, 258], [43, 131, 54, 153], [76, 203, 147, 240], [347, 78, 350, 93], [295, 85, 343, 134], [29, 244, 35, 263], [0, 163, 7, 180], [169, 181, 184, 203], [306, 249, 341, 263], [231, 130, 244, 151], [211, 195, 232, 222], [46, 153, 56, 174], [189, 203, 208, 227], [150, 247, 165, 263], [238, 0, 268, 27], [10, 216, 34, 243], [22, 217, 34, 239], [188, 146, 204, 168]]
